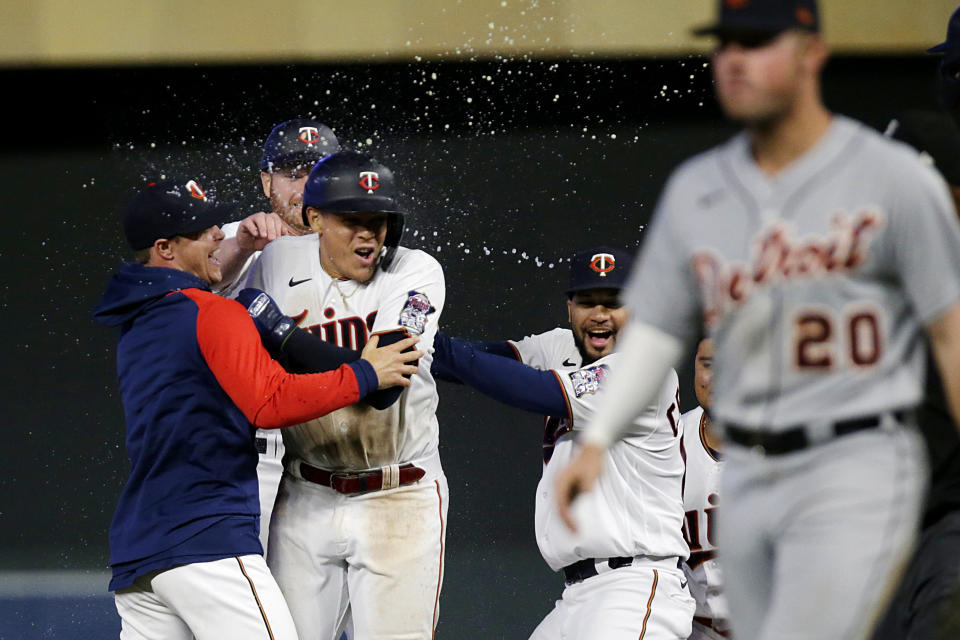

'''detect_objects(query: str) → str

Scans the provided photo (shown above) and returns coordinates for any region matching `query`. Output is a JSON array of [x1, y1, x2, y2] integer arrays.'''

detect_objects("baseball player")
[[430, 246, 695, 640], [216, 118, 341, 554], [246, 150, 447, 640], [217, 118, 341, 297], [872, 18, 960, 638], [93, 178, 421, 639], [554, 1, 960, 639], [679, 338, 730, 640]]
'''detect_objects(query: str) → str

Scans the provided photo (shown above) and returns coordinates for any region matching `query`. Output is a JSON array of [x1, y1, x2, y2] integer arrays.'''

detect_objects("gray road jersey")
[[627, 116, 960, 431]]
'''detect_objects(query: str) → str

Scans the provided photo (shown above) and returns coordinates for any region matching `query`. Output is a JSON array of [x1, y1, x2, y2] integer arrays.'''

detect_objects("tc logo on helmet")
[[359, 171, 380, 193], [185, 180, 207, 201], [299, 126, 320, 144], [589, 253, 615, 276]]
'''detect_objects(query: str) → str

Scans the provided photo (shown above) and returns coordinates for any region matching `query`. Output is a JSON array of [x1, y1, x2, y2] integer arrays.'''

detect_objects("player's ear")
[[151, 237, 177, 263], [305, 207, 324, 235], [801, 33, 829, 75], [260, 171, 272, 199]]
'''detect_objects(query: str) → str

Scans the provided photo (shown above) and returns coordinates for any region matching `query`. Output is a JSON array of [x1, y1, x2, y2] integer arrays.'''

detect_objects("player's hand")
[[555, 443, 606, 533], [237, 288, 296, 351], [236, 212, 293, 252], [361, 334, 422, 389]]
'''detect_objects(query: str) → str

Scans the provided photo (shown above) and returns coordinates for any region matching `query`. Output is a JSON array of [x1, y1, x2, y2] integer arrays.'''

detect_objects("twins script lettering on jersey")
[[292, 309, 379, 350], [692, 210, 885, 327], [683, 492, 719, 556]]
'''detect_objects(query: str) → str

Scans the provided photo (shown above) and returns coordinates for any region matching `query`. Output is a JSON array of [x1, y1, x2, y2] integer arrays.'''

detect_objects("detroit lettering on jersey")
[[693, 210, 883, 328], [623, 117, 960, 428]]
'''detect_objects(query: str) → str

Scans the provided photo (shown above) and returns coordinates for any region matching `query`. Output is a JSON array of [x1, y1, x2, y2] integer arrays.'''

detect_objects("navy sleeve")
[[431, 338, 518, 383], [274, 327, 405, 410], [346, 360, 378, 398], [432, 331, 569, 417]]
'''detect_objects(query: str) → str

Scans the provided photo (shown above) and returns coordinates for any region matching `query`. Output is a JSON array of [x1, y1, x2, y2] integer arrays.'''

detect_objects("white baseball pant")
[[268, 454, 448, 640], [528, 560, 695, 639], [114, 554, 298, 640], [256, 429, 285, 554]]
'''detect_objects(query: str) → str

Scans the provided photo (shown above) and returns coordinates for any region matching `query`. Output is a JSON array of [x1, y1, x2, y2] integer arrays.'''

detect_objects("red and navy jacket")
[[93, 263, 377, 590]]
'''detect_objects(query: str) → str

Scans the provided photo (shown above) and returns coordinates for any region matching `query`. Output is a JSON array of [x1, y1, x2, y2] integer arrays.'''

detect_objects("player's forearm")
[[431, 338, 518, 383], [191, 293, 375, 427], [928, 301, 960, 431], [215, 236, 255, 289], [433, 332, 569, 416], [580, 320, 684, 450], [252, 362, 374, 428]]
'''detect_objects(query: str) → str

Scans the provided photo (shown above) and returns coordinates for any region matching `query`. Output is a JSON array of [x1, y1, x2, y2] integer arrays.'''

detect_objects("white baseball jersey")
[[680, 406, 728, 628], [509, 329, 687, 571], [214, 221, 260, 299], [247, 234, 444, 471], [626, 116, 960, 431]]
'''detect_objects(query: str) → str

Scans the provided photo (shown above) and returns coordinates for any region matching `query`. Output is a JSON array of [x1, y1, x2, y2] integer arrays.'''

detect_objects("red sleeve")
[[183, 289, 360, 429]]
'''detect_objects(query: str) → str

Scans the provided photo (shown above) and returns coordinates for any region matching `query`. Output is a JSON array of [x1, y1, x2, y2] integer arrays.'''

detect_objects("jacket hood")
[[93, 263, 210, 328]]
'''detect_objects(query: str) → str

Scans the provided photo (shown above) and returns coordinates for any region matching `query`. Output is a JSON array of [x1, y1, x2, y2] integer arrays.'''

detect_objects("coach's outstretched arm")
[[555, 320, 683, 532]]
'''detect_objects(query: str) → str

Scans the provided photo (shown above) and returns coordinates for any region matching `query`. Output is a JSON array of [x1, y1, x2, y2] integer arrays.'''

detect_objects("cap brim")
[[261, 151, 327, 171], [565, 282, 627, 295], [927, 42, 949, 54], [314, 196, 405, 215], [179, 201, 238, 236], [692, 23, 789, 38]]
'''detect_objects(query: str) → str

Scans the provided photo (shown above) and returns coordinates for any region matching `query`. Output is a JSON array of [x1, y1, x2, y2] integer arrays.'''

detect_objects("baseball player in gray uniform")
[[555, 1, 960, 639]]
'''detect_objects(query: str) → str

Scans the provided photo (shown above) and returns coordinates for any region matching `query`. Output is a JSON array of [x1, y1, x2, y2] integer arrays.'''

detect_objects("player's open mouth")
[[208, 250, 220, 267], [587, 329, 614, 349], [355, 247, 377, 266]]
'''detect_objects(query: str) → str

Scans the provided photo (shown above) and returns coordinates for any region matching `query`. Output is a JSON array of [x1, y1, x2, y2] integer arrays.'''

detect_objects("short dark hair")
[[132, 231, 202, 264], [133, 247, 151, 264]]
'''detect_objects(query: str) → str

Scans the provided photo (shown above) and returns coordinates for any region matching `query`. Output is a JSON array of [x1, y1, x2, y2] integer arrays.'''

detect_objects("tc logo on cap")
[[185, 180, 207, 200], [724, 0, 749, 8], [796, 6, 814, 25], [299, 126, 320, 144], [359, 171, 380, 193], [590, 253, 615, 276]]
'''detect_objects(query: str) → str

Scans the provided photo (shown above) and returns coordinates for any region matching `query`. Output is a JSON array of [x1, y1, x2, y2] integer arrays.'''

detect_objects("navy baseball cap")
[[928, 7, 960, 62], [566, 246, 635, 296], [693, 0, 820, 38], [122, 179, 236, 250], [260, 118, 340, 171]]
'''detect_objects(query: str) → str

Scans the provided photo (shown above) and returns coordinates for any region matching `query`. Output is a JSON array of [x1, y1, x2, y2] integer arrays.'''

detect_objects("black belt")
[[725, 410, 909, 456], [562, 557, 633, 585]]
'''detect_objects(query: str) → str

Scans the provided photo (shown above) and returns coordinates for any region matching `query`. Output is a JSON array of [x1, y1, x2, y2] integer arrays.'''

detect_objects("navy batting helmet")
[[302, 150, 406, 269]]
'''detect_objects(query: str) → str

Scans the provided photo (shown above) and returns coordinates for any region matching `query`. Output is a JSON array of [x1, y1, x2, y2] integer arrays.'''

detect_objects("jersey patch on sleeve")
[[568, 364, 609, 398], [399, 290, 436, 335]]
